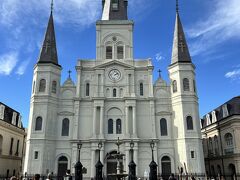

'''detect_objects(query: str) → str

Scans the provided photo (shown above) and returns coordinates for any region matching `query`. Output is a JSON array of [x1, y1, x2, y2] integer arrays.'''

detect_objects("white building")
[[24, 0, 205, 178]]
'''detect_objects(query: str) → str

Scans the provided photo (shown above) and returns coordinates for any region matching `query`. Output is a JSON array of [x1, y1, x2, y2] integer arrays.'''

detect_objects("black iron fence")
[[0, 174, 239, 180]]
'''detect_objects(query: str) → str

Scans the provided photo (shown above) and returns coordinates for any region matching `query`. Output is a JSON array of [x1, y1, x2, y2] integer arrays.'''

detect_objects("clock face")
[[109, 69, 121, 81]]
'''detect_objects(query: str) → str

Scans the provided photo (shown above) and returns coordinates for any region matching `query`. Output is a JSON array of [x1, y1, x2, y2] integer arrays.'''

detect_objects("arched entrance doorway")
[[106, 151, 124, 179], [57, 156, 68, 179], [161, 156, 171, 180], [229, 164, 236, 180]]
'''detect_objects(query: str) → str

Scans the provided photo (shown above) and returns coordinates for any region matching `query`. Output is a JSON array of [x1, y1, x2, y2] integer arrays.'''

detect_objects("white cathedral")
[[24, 0, 205, 178]]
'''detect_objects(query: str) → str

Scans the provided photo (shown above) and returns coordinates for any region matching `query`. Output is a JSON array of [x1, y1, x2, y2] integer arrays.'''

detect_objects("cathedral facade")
[[24, 0, 205, 177]]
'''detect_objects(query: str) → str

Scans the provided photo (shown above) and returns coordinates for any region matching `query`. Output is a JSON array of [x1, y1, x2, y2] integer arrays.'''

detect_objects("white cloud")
[[187, 0, 240, 57], [0, 0, 157, 76], [225, 69, 240, 80], [16, 60, 30, 76], [155, 52, 165, 62], [0, 52, 18, 75]]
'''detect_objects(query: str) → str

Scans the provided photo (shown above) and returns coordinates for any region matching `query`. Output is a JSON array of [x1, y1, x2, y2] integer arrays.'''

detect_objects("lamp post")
[[95, 142, 103, 180], [75, 142, 83, 180], [149, 140, 157, 180], [128, 140, 136, 180]]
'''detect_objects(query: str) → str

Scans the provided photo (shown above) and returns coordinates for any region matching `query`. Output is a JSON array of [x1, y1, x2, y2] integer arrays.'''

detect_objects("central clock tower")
[[96, 0, 133, 61]]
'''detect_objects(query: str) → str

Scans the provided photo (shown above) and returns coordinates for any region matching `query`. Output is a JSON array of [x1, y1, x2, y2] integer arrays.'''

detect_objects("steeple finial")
[[176, 0, 179, 13], [51, 0, 54, 14]]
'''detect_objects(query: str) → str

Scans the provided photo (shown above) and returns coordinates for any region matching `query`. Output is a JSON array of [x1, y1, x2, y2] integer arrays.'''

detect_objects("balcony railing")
[[224, 147, 234, 155]]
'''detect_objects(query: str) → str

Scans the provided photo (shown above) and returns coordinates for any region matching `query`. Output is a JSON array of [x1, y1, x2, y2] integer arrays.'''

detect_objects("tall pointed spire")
[[171, 0, 192, 65], [38, 0, 59, 66], [102, 0, 128, 20]]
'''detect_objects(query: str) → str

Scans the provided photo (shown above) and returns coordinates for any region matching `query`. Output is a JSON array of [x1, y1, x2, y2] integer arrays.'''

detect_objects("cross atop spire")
[[158, 69, 162, 78], [176, 0, 179, 13], [68, 70, 72, 79], [51, 0, 54, 14]]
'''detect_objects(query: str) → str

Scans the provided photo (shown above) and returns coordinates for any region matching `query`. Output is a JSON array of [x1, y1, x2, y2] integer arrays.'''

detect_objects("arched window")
[[108, 119, 113, 134], [116, 119, 122, 134], [9, 138, 13, 155], [186, 116, 193, 130], [112, 0, 119, 11], [117, 46, 124, 59], [225, 133, 233, 147], [62, 118, 69, 136], [0, 135, 3, 155], [183, 78, 190, 91], [39, 79, 46, 92], [86, 83, 90, 96], [35, 116, 42, 131], [160, 118, 168, 136], [52, 81, 57, 94], [106, 46, 113, 59], [113, 88, 117, 97], [140, 83, 144, 96], [172, 80, 177, 93]]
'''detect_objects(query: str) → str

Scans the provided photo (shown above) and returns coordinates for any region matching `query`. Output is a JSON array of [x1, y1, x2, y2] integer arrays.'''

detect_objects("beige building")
[[201, 96, 240, 178], [0, 102, 26, 177]]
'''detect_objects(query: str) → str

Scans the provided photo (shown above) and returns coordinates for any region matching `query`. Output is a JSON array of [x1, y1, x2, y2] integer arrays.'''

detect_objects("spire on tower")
[[102, 0, 128, 20], [171, 1, 192, 65], [38, 0, 59, 66]]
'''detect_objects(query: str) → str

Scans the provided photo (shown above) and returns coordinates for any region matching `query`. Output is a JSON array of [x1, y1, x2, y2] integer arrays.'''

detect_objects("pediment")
[[95, 60, 134, 69], [58, 111, 74, 116]]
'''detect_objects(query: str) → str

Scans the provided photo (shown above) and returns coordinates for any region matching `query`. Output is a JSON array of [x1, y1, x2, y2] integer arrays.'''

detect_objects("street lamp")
[[75, 141, 83, 180], [150, 140, 155, 161], [128, 140, 136, 180], [149, 140, 157, 180], [77, 142, 82, 161], [95, 142, 103, 180]]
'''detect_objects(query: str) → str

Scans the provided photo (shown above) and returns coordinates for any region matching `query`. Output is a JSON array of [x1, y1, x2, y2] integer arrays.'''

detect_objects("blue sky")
[[0, 0, 239, 127]]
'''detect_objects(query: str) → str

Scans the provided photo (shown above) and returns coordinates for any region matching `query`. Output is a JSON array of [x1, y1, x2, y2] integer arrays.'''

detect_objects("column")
[[125, 106, 129, 137], [134, 148, 138, 176], [76, 68, 81, 98], [132, 106, 137, 137], [93, 106, 97, 138], [148, 69, 153, 97], [150, 101, 157, 139], [91, 149, 96, 178], [73, 101, 80, 139], [99, 106, 104, 138], [125, 148, 130, 174], [100, 72, 104, 97]]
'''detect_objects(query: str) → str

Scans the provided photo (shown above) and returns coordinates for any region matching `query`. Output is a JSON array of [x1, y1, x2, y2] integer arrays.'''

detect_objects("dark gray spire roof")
[[38, 11, 59, 66], [171, 12, 192, 65], [102, 0, 128, 20]]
